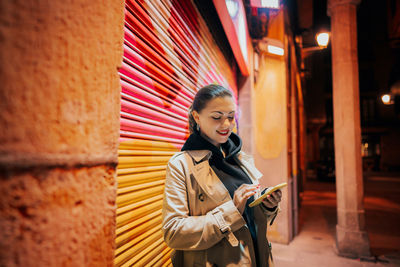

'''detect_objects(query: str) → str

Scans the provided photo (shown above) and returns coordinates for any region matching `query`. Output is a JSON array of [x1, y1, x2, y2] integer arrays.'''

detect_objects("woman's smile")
[[216, 129, 230, 136]]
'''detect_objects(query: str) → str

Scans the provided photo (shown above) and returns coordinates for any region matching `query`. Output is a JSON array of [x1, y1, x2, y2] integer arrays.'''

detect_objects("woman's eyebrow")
[[211, 111, 235, 114]]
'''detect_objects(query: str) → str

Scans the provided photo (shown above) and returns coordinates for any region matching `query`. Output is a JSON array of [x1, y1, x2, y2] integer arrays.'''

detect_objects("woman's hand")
[[261, 189, 282, 209], [233, 184, 259, 214]]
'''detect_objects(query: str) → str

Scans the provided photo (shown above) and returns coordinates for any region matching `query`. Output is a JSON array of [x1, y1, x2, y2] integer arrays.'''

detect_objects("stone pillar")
[[238, 43, 254, 155], [328, 0, 371, 258], [0, 1, 124, 266], [238, 75, 254, 155]]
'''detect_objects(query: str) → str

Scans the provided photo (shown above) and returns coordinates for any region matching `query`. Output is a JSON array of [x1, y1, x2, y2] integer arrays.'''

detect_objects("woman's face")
[[192, 96, 236, 147]]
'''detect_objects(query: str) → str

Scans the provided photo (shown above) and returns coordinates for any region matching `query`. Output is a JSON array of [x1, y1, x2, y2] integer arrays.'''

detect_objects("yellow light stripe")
[[118, 156, 171, 166], [119, 139, 180, 151], [116, 185, 164, 206], [116, 194, 163, 215], [118, 150, 176, 156], [116, 213, 162, 246], [117, 180, 164, 195], [116, 199, 163, 226], [117, 185, 164, 205], [117, 161, 167, 168], [152, 248, 173, 267], [115, 225, 161, 258], [117, 165, 165, 175], [114, 227, 162, 266], [116, 209, 161, 235], [161, 258, 172, 267], [146, 246, 172, 266], [117, 170, 166, 187], [121, 237, 164, 267]]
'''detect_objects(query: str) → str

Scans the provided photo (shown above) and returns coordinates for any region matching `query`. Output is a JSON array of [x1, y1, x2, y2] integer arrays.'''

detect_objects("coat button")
[[198, 193, 204, 201]]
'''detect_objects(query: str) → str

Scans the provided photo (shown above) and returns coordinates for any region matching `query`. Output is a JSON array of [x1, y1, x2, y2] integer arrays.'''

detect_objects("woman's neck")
[[199, 131, 220, 148]]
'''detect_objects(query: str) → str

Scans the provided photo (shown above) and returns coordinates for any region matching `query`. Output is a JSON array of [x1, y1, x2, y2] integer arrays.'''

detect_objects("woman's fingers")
[[239, 183, 259, 192], [242, 189, 257, 199], [274, 189, 282, 199], [233, 183, 259, 214], [269, 190, 282, 203], [262, 189, 282, 208], [237, 184, 258, 199]]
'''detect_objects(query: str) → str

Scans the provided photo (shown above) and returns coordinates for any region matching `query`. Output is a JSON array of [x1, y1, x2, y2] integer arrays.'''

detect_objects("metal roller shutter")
[[116, 0, 237, 266]]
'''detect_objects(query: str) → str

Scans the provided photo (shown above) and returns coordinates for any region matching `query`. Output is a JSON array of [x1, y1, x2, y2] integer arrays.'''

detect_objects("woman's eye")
[[212, 117, 221, 120], [228, 116, 234, 121]]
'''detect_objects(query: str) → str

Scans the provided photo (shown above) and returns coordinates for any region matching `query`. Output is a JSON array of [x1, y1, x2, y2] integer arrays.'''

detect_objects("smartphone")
[[249, 182, 287, 207]]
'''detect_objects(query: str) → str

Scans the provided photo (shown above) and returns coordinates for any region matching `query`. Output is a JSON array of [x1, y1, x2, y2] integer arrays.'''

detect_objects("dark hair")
[[188, 84, 233, 133]]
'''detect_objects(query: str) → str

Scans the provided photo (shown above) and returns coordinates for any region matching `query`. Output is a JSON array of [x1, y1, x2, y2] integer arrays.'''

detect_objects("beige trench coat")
[[162, 150, 278, 267]]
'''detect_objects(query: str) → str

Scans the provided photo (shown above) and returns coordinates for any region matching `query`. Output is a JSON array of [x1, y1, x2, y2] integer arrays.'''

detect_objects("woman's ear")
[[192, 110, 200, 124]]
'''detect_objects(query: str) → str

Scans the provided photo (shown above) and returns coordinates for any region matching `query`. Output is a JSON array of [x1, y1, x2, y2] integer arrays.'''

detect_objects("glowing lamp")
[[267, 45, 284, 56], [381, 94, 392, 105], [250, 0, 280, 9], [316, 32, 330, 47]]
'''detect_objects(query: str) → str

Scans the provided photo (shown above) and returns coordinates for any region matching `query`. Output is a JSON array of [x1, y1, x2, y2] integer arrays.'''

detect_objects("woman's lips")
[[217, 130, 230, 136]]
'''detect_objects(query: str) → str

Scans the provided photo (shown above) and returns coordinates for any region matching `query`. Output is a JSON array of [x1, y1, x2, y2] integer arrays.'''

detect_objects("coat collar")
[[236, 152, 263, 181], [186, 150, 212, 164], [186, 150, 263, 181], [185, 150, 230, 203]]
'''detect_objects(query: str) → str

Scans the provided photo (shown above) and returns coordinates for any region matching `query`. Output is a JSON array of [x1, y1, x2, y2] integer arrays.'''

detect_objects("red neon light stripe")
[[123, 44, 195, 99], [119, 61, 192, 107], [119, 137, 183, 149], [120, 80, 188, 118], [125, 6, 197, 78], [121, 91, 188, 123], [124, 30, 196, 92], [124, 24, 199, 88], [121, 111, 188, 134], [121, 98, 187, 128], [120, 130, 185, 144], [121, 118, 189, 140], [119, 71, 189, 112]]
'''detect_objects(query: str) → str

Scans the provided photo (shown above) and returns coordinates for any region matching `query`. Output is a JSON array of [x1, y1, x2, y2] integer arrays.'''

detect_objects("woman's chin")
[[217, 135, 230, 143]]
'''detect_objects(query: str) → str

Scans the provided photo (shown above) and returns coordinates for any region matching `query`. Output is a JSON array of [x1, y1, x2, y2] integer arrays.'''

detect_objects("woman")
[[162, 84, 282, 267]]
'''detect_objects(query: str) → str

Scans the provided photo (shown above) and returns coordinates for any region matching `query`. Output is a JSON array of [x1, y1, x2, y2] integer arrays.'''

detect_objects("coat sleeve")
[[259, 203, 280, 225], [162, 158, 246, 250]]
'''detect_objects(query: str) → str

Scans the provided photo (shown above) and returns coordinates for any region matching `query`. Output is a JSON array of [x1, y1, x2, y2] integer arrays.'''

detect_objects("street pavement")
[[271, 173, 400, 267]]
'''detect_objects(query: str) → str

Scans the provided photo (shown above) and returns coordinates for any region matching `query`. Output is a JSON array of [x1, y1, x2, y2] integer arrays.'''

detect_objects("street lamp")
[[381, 81, 400, 105], [316, 32, 330, 47], [297, 31, 331, 76], [381, 94, 393, 105], [301, 31, 330, 55]]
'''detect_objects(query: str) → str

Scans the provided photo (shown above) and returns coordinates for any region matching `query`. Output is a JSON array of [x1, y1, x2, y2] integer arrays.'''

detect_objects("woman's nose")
[[222, 117, 231, 127]]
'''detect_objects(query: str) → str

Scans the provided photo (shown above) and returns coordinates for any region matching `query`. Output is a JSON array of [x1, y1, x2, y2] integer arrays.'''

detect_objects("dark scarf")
[[181, 131, 247, 188]]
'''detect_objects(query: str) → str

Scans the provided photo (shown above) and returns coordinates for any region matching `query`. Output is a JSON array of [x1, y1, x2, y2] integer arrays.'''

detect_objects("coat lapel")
[[186, 151, 231, 203]]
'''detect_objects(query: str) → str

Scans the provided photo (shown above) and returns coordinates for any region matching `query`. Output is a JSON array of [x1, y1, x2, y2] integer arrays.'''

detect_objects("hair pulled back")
[[188, 84, 233, 134]]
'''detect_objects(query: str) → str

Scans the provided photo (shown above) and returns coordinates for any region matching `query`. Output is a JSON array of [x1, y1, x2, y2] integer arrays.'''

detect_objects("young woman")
[[162, 84, 282, 267]]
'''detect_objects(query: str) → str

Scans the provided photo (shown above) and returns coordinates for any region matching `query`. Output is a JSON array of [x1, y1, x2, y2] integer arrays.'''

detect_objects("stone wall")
[[0, 1, 125, 266]]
